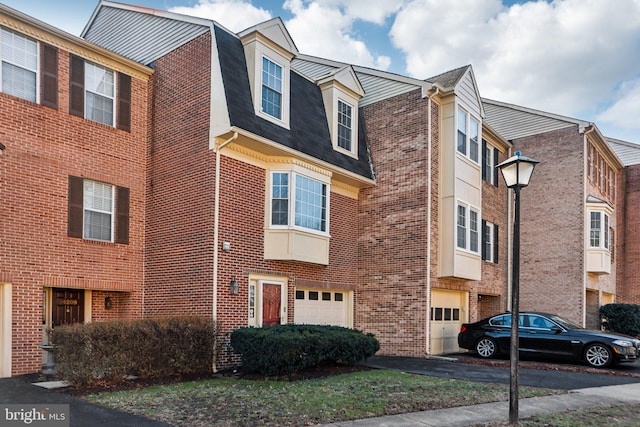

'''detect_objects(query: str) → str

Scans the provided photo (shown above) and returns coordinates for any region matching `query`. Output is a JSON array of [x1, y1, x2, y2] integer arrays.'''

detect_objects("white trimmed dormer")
[[239, 18, 298, 129], [316, 66, 364, 159]]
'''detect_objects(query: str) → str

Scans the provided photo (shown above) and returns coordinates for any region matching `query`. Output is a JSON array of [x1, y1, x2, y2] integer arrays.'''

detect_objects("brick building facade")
[[0, 4, 153, 375]]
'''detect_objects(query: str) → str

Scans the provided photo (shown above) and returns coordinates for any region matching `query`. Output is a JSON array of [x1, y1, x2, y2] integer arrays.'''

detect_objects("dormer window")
[[261, 56, 283, 119], [337, 100, 354, 152], [240, 19, 296, 129]]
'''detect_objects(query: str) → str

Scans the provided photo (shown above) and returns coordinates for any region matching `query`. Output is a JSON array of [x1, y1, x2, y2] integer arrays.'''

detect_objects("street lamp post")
[[497, 151, 539, 425]]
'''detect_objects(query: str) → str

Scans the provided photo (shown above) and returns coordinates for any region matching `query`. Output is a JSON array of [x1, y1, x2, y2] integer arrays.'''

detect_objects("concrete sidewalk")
[[320, 383, 640, 426]]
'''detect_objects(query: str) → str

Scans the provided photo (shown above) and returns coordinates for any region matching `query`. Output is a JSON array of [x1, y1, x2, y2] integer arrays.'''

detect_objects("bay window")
[[457, 202, 480, 253], [457, 107, 480, 163], [590, 211, 610, 250], [271, 171, 327, 233]]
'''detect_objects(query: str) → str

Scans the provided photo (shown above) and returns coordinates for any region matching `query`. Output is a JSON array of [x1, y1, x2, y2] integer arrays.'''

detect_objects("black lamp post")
[[496, 151, 539, 424]]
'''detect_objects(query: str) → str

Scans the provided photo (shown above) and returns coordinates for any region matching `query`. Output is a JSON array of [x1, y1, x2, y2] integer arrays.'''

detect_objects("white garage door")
[[294, 289, 351, 327], [430, 290, 468, 355]]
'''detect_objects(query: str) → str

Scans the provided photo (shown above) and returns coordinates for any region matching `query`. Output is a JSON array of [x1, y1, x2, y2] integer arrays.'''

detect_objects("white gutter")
[[425, 87, 439, 356], [212, 132, 238, 326]]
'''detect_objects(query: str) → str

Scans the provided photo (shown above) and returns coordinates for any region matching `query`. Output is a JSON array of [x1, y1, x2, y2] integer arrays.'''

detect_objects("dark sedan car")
[[458, 312, 640, 368]]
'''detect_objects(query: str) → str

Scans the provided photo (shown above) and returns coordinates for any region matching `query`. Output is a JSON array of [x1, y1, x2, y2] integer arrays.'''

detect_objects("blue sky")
[[4, 0, 640, 144]]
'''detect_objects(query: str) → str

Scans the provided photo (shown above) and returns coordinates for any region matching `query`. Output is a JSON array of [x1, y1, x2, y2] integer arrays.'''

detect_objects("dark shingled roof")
[[427, 65, 470, 90], [214, 25, 374, 180]]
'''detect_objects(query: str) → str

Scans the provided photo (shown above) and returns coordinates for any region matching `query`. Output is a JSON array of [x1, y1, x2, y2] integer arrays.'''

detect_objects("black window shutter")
[[41, 44, 58, 109], [493, 148, 500, 187], [68, 176, 84, 238], [69, 54, 84, 117], [481, 139, 488, 182], [116, 186, 130, 244], [117, 73, 131, 132], [494, 225, 499, 263], [481, 219, 487, 261]]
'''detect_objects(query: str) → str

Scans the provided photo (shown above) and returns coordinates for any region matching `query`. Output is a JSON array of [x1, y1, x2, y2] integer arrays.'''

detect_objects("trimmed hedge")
[[50, 316, 216, 385], [600, 303, 640, 337], [230, 324, 380, 375]]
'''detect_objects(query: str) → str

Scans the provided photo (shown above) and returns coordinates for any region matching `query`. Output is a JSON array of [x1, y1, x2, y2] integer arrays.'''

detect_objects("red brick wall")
[[621, 164, 640, 303], [144, 33, 361, 367], [510, 127, 585, 324], [0, 47, 149, 374], [357, 89, 431, 356], [144, 33, 215, 319]]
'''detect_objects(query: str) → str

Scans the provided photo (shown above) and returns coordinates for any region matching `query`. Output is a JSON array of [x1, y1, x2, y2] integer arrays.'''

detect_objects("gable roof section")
[[214, 26, 373, 180], [482, 98, 590, 140], [82, 1, 210, 66], [607, 137, 640, 166], [426, 65, 469, 90], [238, 17, 298, 56]]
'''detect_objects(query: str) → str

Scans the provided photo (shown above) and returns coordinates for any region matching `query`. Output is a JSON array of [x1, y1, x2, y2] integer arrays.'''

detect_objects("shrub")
[[600, 304, 640, 337], [50, 316, 216, 386], [230, 324, 380, 375]]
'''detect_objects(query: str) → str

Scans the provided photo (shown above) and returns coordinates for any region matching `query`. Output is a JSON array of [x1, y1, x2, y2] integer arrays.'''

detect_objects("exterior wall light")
[[497, 150, 539, 424], [104, 297, 113, 309], [230, 277, 239, 295]]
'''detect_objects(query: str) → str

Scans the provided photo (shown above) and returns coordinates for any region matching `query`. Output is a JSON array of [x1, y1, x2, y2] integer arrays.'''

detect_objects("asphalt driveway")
[[362, 355, 640, 390]]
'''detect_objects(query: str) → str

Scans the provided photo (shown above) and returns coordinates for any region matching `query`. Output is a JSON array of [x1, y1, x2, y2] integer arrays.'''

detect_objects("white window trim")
[[83, 180, 115, 242], [255, 51, 290, 128], [335, 97, 357, 157], [456, 106, 481, 164], [483, 141, 496, 185], [483, 221, 495, 262], [84, 61, 116, 127], [0, 26, 39, 103], [456, 201, 480, 254], [589, 210, 611, 251], [269, 167, 330, 236]]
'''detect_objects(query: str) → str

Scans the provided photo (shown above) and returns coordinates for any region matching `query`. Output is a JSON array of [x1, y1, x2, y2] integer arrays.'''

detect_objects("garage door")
[[294, 289, 352, 328], [430, 290, 468, 355]]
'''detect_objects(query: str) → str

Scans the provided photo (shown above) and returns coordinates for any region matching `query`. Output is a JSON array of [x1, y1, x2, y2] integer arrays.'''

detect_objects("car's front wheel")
[[584, 343, 613, 368], [475, 337, 497, 358]]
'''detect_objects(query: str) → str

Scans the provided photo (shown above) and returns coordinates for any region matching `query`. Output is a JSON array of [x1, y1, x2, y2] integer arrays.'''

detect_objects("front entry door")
[[52, 288, 84, 327], [262, 284, 281, 326]]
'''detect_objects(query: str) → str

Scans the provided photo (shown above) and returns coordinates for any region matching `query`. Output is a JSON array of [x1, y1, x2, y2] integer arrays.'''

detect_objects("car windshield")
[[548, 314, 583, 330]]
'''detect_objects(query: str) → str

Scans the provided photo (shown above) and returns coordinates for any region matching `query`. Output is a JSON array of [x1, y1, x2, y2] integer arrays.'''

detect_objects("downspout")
[[582, 126, 595, 327], [213, 132, 238, 324], [425, 87, 439, 356], [506, 145, 513, 311]]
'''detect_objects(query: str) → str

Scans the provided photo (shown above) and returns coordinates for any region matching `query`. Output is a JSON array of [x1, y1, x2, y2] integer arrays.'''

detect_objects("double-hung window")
[[457, 107, 480, 163], [590, 211, 610, 250], [271, 171, 327, 233], [482, 220, 499, 263], [85, 62, 115, 126], [482, 140, 499, 186], [337, 100, 353, 152], [1, 27, 38, 102], [68, 176, 130, 244], [69, 54, 131, 130], [261, 56, 282, 120], [457, 203, 479, 253]]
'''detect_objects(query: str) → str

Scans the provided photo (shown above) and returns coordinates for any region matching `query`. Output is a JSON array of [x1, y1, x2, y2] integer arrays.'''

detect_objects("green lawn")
[[85, 369, 558, 426]]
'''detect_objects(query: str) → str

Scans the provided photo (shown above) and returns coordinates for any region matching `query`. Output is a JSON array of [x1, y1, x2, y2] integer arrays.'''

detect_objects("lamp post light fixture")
[[496, 151, 539, 425]]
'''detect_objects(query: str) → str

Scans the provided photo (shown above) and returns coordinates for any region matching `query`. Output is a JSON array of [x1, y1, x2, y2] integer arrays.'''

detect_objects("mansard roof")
[[83, 1, 373, 181]]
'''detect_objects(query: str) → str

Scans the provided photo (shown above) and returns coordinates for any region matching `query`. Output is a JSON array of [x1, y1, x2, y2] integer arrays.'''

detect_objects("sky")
[[4, 0, 640, 144]]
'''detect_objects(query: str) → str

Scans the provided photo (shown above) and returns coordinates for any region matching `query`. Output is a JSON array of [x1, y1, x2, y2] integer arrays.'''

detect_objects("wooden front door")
[[52, 288, 84, 327], [262, 284, 281, 326]]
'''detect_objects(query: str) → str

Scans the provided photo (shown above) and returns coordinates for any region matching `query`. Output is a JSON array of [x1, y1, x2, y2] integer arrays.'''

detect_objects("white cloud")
[[390, 0, 640, 125], [169, 0, 272, 32], [597, 78, 640, 140], [283, 0, 398, 70]]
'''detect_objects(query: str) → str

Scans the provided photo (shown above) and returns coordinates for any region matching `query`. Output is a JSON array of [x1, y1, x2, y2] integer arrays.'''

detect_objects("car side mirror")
[[551, 326, 563, 334]]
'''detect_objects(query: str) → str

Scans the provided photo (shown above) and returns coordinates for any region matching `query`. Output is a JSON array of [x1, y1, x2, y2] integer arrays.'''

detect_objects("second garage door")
[[430, 290, 468, 355]]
